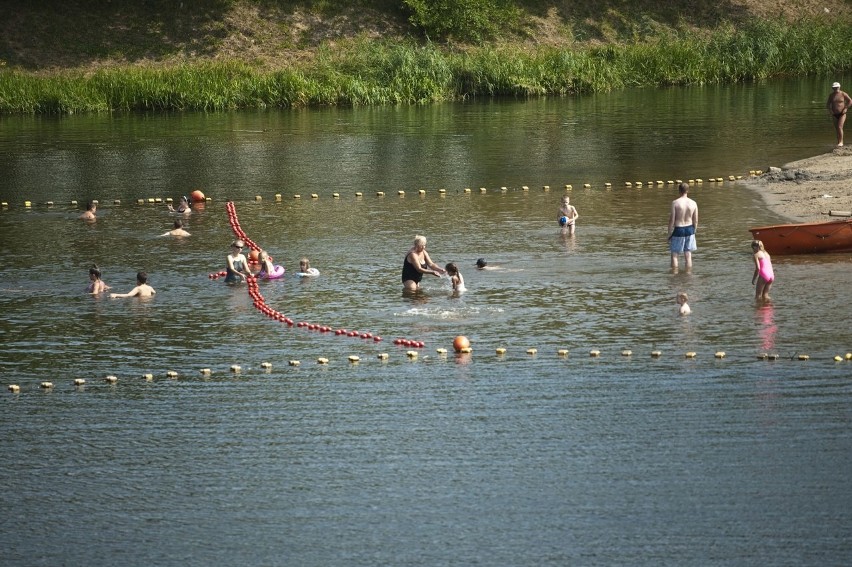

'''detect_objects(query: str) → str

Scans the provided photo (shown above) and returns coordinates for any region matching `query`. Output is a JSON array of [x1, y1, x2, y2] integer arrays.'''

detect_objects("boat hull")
[[749, 219, 852, 255]]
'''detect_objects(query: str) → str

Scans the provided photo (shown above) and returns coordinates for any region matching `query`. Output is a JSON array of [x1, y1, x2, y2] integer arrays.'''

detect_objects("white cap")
[[832, 82, 841, 88]]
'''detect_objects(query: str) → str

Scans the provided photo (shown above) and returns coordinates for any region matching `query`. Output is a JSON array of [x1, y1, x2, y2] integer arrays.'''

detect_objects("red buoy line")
[[217, 201, 425, 348]]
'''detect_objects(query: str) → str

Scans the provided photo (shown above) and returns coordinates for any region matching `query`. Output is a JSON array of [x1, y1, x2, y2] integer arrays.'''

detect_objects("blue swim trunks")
[[669, 225, 697, 253]]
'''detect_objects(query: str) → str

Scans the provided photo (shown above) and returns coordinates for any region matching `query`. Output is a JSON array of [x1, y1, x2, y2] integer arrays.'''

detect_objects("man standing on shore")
[[668, 182, 698, 270], [827, 81, 852, 147]]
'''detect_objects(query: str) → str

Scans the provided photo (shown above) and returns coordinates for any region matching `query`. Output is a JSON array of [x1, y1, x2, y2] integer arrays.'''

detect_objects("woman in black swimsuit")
[[402, 235, 446, 291]]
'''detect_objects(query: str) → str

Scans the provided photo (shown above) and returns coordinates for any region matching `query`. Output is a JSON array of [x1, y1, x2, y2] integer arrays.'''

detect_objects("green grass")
[[2, 18, 851, 113]]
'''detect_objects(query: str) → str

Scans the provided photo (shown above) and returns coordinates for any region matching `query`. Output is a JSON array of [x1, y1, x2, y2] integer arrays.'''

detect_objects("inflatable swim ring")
[[297, 268, 320, 277], [261, 265, 286, 279]]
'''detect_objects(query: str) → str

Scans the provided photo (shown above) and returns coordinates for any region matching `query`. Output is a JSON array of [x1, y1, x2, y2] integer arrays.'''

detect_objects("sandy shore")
[[739, 145, 852, 222]]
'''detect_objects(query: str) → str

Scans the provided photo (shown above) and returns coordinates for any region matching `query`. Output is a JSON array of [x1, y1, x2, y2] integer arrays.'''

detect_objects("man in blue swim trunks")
[[668, 182, 698, 270]]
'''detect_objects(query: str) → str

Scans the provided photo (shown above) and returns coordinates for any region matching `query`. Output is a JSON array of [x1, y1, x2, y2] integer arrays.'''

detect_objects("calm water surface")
[[1, 76, 851, 566]]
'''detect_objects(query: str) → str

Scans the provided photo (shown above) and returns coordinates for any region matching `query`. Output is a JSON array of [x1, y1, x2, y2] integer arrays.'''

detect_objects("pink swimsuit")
[[758, 255, 774, 282]]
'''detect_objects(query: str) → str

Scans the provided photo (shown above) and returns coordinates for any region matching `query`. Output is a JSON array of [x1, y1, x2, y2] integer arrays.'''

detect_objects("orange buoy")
[[453, 336, 471, 352], [190, 189, 205, 203], [248, 249, 260, 262]]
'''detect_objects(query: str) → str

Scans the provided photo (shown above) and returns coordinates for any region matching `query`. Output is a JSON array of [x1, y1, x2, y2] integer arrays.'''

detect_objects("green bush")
[[401, 0, 520, 43]]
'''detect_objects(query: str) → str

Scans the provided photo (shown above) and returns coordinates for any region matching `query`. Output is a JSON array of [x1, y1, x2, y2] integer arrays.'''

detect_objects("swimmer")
[[225, 240, 252, 284], [402, 235, 445, 291], [557, 195, 579, 235], [79, 200, 97, 221], [297, 257, 320, 277], [677, 292, 691, 315], [445, 262, 465, 292], [167, 195, 192, 214], [162, 219, 191, 237], [474, 258, 502, 271], [110, 272, 155, 298], [751, 240, 774, 302], [86, 265, 110, 294]]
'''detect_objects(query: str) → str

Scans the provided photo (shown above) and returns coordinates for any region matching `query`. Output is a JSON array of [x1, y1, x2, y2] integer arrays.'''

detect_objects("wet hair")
[[445, 262, 458, 276], [173, 219, 183, 229], [89, 265, 102, 279], [475, 258, 487, 268], [86, 200, 96, 211], [137, 272, 148, 284], [678, 182, 689, 195], [677, 292, 688, 303], [300, 257, 310, 270]]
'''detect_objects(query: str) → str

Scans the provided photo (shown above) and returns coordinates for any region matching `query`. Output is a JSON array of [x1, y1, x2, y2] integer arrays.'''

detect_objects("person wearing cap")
[[827, 81, 852, 147]]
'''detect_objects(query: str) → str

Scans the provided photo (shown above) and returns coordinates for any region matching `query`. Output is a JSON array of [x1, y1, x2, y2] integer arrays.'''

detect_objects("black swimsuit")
[[402, 257, 427, 283]]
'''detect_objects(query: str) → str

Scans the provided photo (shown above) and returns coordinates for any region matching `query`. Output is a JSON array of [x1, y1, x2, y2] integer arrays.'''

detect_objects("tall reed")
[[1, 19, 851, 114]]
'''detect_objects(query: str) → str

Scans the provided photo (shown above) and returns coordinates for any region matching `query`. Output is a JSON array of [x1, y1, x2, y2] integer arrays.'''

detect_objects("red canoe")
[[749, 218, 852, 255]]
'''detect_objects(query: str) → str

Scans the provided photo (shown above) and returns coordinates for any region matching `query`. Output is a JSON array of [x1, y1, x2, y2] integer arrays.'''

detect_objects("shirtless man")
[[162, 219, 191, 237], [79, 200, 97, 221], [668, 182, 698, 270], [827, 82, 852, 147], [110, 272, 156, 298]]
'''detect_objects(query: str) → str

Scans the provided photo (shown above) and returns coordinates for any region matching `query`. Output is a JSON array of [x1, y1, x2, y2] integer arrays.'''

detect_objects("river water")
[[1, 75, 851, 566]]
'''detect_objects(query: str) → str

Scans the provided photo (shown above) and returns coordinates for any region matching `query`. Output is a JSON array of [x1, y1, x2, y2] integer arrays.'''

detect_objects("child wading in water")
[[445, 262, 465, 292], [677, 292, 691, 315], [557, 195, 579, 235], [751, 240, 774, 302]]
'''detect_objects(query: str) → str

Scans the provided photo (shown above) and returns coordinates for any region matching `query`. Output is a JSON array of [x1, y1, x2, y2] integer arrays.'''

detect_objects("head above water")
[[445, 262, 458, 276], [136, 271, 148, 284], [89, 265, 101, 279], [751, 240, 765, 251], [677, 292, 688, 304], [475, 258, 487, 268], [678, 182, 689, 195], [300, 257, 310, 271]]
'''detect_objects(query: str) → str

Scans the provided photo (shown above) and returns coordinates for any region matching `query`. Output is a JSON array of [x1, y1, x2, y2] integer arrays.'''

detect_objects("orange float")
[[190, 189, 205, 203], [453, 336, 471, 352]]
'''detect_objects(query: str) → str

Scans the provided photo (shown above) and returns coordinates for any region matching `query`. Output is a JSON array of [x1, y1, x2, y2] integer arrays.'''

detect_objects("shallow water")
[[1, 76, 851, 566]]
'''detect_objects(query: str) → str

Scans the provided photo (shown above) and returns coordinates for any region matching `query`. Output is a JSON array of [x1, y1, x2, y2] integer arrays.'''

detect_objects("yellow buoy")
[[625, 181, 632, 187], [199, 368, 211, 375], [153, 198, 161, 203], [406, 350, 418, 358], [767, 354, 779, 360], [376, 191, 385, 197], [604, 182, 611, 188], [348, 355, 360, 363], [255, 195, 262, 201], [142, 373, 154, 380], [355, 192, 363, 197], [651, 350, 662, 357], [73, 378, 86, 386], [333, 193, 340, 198], [438, 188, 446, 194], [398, 190, 405, 196], [166, 370, 178, 378], [436, 348, 448, 355], [311, 193, 319, 199], [695, 178, 703, 184], [496, 347, 507, 355], [797, 354, 810, 361], [105, 375, 118, 383], [288, 360, 301, 366], [137, 198, 145, 205], [526, 348, 538, 355], [293, 194, 301, 199], [113, 199, 120, 205], [845, 353, 852, 360], [260, 362, 272, 369], [589, 350, 601, 357], [8, 384, 20, 393], [459, 347, 472, 354], [583, 183, 591, 188], [757, 353, 768, 360], [714, 352, 726, 359], [522, 186, 529, 191], [40, 381, 54, 389], [564, 184, 572, 190], [834, 355, 843, 362], [557, 349, 569, 356], [685, 352, 697, 358], [621, 350, 632, 356], [419, 190, 426, 195], [501, 186, 508, 193], [377, 353, 389, 360], [275, 193, 282, 201], [24, 200, 32, 207], [479, 187, 487, 193], [463, 187, 471, 193], [230, 364, 242, 372], [317, 358, 329, 365], [543, 185, 550, 191]]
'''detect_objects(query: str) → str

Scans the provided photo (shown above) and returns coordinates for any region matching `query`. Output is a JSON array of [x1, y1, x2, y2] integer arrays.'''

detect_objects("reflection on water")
[[1, 77, 852, 567]]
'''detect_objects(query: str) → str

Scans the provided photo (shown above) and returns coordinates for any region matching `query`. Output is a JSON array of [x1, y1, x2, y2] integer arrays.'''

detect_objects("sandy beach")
[[741, 145, 852, 222]]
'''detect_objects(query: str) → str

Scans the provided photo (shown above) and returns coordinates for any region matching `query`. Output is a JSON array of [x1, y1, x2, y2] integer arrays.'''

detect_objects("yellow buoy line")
[[6, 349, 849, 393], [0, 170, 767, 210]]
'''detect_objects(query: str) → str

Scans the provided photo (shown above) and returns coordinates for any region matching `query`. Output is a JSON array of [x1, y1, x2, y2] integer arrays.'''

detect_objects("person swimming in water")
[[110, 272, 155, 298], [225, 240, 252, 284], [677, 292, 691, 315], [402, 235, 445, 291], [297, 257, 319, 277], [162, 219, 191, 237]]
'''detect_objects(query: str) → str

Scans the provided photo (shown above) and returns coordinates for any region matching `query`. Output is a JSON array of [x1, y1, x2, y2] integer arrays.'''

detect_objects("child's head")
[[173, 219, 183, 229], [258, 250, 269, 263], [300, 257, 310, 271], [677, 292, 688, 305], [475, 258, 487, 269], [86, 200, 97, 211], [751, 240, 764, 252], [89, 265, 101, 280], [137, 271, 148, 285], [561, 195, 570, 205], [445, 262, 458, 276]]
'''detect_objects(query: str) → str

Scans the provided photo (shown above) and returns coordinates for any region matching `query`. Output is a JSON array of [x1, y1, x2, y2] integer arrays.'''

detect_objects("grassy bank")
[[2, 15, 852, 113]]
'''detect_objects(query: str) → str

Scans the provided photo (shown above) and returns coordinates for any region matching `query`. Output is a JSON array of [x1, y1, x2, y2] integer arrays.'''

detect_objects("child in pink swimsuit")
[[751, 240, 774, 302]]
